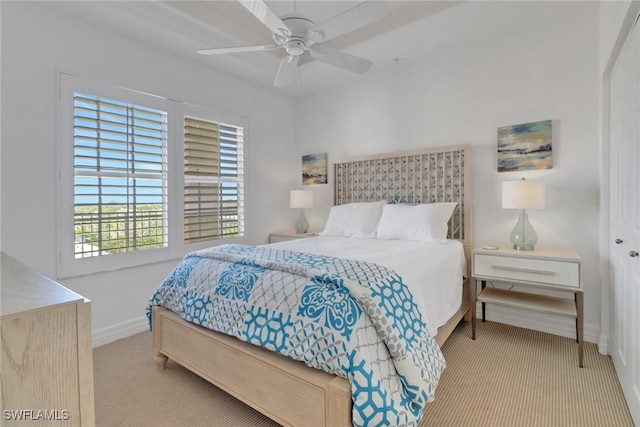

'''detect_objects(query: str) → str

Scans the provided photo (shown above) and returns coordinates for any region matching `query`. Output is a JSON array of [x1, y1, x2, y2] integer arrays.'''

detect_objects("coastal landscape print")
[[497, 120, 552, 172], [302, 153, 328, 185]]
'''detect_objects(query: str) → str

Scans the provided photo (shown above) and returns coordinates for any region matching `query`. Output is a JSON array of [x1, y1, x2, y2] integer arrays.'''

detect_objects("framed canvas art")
[[302, 153, 327, 185], [497, 120, 552, 172]]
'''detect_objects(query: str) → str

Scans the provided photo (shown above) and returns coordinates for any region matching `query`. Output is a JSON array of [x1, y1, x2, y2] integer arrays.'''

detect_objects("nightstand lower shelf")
[[477, 288, 577, 318], [474, 283, 584, 368]]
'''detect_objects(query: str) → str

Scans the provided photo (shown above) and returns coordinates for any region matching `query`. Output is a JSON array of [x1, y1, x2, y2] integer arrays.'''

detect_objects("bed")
[[149, 144, 473, 427]]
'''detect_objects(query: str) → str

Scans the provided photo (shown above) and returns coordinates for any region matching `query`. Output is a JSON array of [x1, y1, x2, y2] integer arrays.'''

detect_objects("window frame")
[[57, 73, 249, 279]]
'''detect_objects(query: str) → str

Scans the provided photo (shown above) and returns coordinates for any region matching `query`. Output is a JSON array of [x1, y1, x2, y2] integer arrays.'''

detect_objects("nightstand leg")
[[576, 292, 584, 368], [575, 293, 579, 343], [472, 278, 477, 340], [481, 280, 486, 322]]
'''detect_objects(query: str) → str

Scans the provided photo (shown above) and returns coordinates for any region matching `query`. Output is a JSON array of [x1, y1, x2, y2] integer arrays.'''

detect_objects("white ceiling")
[[39, 1, 584, 98]]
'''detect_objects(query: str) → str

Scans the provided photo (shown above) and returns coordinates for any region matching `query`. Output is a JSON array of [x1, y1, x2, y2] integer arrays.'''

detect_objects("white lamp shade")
[[502, 180, 545, 210], [290, 190, 314, 209]]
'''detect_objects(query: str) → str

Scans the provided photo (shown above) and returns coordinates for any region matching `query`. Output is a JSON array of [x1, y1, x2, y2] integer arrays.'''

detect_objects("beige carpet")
[[94, 321, 634, 426]]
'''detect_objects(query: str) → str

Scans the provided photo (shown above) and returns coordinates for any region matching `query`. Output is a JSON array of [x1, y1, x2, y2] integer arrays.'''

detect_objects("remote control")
[[482, 245, 499, 250]]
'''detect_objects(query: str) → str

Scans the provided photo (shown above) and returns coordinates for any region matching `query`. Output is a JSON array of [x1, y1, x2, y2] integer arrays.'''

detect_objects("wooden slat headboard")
[[333, 144, 473, 249]]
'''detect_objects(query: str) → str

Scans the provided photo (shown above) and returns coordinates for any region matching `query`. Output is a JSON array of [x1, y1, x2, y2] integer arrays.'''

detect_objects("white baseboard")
[[476, 302, 599, 344], [92, 316, 149, 348], [92, 306, 600, 350], [598, 334, 609, 355]]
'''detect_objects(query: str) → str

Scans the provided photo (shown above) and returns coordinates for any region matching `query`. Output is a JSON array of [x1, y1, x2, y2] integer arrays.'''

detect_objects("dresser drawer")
[[473, 254, 580, 288]]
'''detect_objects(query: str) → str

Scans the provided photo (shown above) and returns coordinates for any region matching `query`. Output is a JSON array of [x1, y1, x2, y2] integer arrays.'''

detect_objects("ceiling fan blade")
[[274, 55, 299, 87], [308, 45, 372, 75], [314, 0, 387, 42], [239, 0, 289, 37], [198, 45, 280, 55]]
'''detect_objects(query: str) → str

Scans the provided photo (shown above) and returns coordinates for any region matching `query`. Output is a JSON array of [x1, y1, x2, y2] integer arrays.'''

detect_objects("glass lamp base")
[[295, 210, 309, 234], [510, 212, 537, 251]]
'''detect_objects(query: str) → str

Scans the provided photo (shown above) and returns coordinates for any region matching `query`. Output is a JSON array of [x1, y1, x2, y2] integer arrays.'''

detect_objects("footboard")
[[152, 302, 468, 427], [152, 306, 352, 427]]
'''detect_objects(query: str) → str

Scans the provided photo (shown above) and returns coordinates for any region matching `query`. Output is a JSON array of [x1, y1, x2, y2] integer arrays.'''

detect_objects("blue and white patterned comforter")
[[146, 244, 445, 426]]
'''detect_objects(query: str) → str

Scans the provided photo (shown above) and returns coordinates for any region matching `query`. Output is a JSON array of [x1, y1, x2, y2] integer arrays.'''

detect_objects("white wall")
[[294, 1, 603, 342], [0, 2, 297, 345]]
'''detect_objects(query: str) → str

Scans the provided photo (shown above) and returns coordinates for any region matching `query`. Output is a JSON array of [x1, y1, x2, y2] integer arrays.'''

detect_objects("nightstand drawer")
[[474, 254, 580, 288], [269, 232, 317, 244]]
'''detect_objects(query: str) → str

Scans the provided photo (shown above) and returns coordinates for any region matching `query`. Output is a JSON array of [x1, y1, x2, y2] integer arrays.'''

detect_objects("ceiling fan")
[[197, 0, 388, 87]]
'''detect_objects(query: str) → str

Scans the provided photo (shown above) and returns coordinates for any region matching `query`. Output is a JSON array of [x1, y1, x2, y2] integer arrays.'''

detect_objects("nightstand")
[[471, 245, 584, 367], [268, 231, 318, 243]]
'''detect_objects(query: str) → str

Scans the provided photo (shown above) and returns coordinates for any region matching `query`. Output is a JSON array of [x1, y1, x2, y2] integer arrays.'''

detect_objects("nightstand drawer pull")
[[492, 265, 556, 276]]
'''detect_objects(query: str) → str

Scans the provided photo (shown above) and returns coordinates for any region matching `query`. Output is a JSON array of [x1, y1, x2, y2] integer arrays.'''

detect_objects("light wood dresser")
[[1, 252, 95, 426]]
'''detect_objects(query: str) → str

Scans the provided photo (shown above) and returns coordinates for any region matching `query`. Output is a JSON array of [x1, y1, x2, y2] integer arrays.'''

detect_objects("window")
[[58, 73, 248, 278], [183, 116, 244, 243], [73, 93, 168, 258]]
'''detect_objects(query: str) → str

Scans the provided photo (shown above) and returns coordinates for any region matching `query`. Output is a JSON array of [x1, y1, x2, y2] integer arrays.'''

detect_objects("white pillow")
[[376, 202, 457, 243], [319, 200, 387, 238]]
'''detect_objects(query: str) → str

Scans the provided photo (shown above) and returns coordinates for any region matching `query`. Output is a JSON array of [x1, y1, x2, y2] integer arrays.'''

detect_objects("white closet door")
[[610, 14, 640, 426]]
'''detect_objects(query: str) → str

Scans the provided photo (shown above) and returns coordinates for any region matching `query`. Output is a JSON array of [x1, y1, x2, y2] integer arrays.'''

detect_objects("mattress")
[[265, 236, 466, 335]]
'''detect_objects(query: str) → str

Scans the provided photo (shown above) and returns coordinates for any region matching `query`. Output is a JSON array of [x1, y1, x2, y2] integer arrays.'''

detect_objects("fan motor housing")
[[280, 16, 321, 53], [282, 16, 316, 33]]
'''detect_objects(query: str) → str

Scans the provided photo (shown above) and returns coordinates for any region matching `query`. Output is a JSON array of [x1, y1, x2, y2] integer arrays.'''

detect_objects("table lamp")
[[502, 178, 545, 250], [290, 190, 313, 234]]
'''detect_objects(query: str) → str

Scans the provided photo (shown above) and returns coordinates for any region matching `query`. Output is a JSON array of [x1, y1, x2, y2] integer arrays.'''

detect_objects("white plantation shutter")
[[58, 73, 248, 278], [183, 116, 244, 243], [73, 93, 168, 258]]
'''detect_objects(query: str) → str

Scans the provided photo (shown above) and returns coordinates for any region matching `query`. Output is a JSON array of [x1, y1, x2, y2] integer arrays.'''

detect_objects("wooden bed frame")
[[153, 144, 473, 427]]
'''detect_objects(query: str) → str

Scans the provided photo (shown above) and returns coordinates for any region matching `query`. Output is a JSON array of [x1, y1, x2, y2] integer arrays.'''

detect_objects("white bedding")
[[265, 236, 466, 336]]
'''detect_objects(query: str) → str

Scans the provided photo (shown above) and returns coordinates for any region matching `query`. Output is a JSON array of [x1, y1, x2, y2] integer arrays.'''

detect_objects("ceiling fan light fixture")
[[285, 40, 306, 56]]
